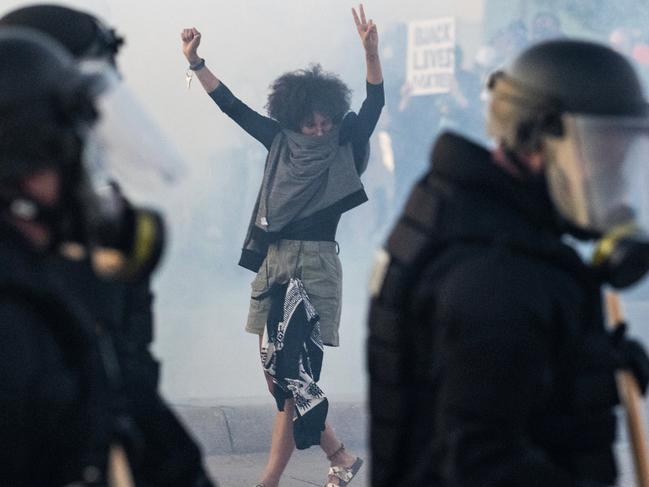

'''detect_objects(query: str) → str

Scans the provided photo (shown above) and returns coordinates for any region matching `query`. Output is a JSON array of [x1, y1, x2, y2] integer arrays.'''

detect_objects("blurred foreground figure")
[[0, 26, 126, 486], [369, 40, 649, 486], [0, 5, 214, 487]]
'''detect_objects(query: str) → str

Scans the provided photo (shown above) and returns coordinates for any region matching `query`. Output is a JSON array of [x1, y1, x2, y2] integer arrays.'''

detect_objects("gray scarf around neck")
[[238, 127, 368, 272], [256, 127, 364, 232]]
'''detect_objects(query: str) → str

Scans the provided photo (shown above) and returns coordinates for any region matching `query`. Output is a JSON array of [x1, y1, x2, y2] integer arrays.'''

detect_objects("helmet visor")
[[546, 114, 649, 236], [80, 62, 187, 200]]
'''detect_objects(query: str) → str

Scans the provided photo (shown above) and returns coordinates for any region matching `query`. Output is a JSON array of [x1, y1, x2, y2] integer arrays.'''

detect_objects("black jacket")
[[369, 133, 620, 487], [51, 256, 212, 486], [0, 225, 212, 486], [0, 226, 114, 486]]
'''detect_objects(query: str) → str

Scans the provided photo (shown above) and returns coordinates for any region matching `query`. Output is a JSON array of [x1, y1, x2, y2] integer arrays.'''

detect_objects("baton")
[[605, 291, 649, 487], [108, 444, 134, 487]]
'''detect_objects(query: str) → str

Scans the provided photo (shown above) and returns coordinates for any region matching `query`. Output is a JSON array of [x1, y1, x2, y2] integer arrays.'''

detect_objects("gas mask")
[[1, 152, 167, 283], [71, 178, 166, 283], [543, 115, 649, 288]]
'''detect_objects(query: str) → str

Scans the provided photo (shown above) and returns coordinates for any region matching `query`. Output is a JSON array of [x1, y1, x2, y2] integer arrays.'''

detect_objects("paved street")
[[203, 444, 642, 486], [206, 449, 368, 487], [178, 401, 644, 486]]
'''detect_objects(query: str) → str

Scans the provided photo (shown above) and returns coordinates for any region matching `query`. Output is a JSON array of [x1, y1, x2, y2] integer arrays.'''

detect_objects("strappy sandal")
[[325, 457, 363, 487], [325, 443, 363, 487]]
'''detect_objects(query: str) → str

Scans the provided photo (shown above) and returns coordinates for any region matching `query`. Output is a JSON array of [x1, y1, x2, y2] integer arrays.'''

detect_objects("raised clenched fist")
[[181, 27, 202, 64]]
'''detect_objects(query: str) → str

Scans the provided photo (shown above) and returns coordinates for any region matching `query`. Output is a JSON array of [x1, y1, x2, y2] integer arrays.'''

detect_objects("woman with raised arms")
[[181, 5, 383, 486]]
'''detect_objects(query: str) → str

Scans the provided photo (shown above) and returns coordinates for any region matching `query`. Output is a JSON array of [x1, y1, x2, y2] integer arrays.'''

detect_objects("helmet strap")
[[503, 148, 539, 180]]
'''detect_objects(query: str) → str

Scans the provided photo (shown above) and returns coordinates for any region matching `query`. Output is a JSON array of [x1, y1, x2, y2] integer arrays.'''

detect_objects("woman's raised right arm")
[[181, 28, 220, 92], [181, 28, 279, 149]]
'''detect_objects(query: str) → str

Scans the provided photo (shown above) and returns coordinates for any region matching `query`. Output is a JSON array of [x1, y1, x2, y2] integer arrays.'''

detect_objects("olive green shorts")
[[245, 239, 343, 347]]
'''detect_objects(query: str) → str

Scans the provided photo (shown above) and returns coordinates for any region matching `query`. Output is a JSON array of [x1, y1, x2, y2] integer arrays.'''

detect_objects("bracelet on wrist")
[[189, 58, 205, 71]]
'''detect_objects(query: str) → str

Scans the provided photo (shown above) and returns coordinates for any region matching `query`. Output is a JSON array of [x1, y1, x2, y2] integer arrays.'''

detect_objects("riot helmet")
[[0, 26, 98, 233], [0, 27, 163, 282], [0, 4, 186, 191], [0, 25, 97, 177], [487, 39, 649, 287], [0, 4, 123, 66]]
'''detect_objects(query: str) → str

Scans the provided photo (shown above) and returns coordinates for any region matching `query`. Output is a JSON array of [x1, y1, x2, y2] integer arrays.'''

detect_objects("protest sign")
[[406, 17, 456, 96]]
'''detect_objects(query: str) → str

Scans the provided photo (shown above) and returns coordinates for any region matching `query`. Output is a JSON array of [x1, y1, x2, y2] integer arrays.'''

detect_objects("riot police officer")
[[369, 40, 649, 486], [0, 16, 214, 487], [0, 4, 216, 487], [0, 25, 124, 486], [0, 3, 160, 390]]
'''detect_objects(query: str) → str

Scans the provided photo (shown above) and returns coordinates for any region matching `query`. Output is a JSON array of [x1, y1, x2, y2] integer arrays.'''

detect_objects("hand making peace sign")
[[352, 4, 379, 54]]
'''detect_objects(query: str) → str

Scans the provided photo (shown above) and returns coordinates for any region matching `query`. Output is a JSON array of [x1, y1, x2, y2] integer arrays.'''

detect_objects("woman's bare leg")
[[256, 339, 358, 486], [320, 422, 359, 484], [259, 399, 296, 487], [258, 335, 296, 487], [261, 417, 357, 486]]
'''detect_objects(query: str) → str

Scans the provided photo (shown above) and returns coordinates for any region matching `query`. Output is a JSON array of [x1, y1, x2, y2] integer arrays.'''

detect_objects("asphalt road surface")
[[205, 443, 641, 487], [206, 448, 368, 487]]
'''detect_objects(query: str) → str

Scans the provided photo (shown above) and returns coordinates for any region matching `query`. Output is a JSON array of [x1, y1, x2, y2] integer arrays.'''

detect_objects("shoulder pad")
[[386, 177, 445, 267]]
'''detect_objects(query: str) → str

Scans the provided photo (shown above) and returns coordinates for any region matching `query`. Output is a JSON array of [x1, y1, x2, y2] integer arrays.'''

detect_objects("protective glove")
[[610, 322, 649, 395]]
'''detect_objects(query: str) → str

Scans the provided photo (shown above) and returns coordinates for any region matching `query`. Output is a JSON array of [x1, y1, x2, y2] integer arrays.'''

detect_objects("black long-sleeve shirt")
[[209, 80, 384, 162], [209, 80, 384, 241]]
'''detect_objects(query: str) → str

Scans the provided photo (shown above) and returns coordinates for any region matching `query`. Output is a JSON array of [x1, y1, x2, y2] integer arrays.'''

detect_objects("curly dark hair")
[[265, 64, 351, 131]]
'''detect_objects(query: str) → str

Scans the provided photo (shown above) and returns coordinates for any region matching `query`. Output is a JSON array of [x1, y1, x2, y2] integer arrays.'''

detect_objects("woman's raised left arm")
[[352, 4, 383, 84]]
